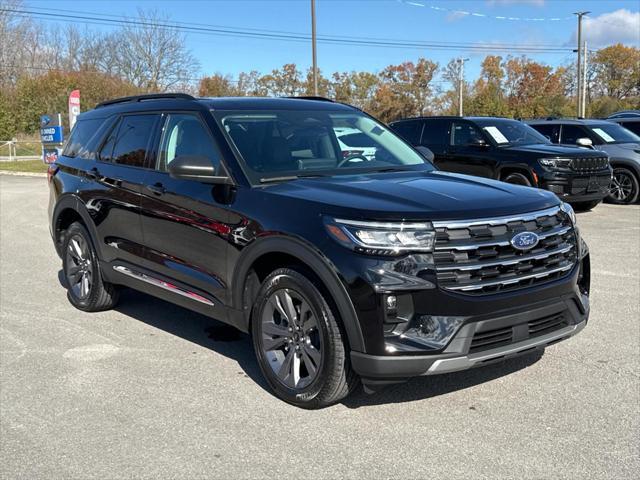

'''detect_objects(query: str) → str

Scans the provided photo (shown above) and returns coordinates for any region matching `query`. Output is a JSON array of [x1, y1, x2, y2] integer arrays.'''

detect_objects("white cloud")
[[569, 9, 640, 47], [486, 0, 545, 6]]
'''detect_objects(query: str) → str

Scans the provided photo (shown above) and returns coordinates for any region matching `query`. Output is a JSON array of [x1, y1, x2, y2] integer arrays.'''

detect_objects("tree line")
[[1, 1, 638, 140]]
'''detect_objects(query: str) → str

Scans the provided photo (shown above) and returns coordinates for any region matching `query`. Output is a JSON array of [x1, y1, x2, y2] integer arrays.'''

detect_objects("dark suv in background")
[[527, 118, 640, 205], [390, 116, 611, 211], [49, 95, 590, 408]]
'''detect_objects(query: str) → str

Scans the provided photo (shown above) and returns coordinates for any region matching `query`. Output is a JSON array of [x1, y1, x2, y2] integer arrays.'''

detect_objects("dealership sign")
[[40, 113, 64, 164], [40, 114, 64, 143]]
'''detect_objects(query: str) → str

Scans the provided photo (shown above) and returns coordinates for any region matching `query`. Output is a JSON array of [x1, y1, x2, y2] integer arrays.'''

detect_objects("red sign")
[[68, 90, 80, 130]]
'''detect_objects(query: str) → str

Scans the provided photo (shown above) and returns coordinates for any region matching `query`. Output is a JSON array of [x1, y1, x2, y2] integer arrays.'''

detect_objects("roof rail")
[[287, 96, 335, 102], [96, 93, 196, 108]]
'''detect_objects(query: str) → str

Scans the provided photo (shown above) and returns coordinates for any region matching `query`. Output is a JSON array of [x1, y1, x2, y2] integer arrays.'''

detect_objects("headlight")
[[539, 157, 573, 170], [325, 217, 435, 255], [560, 201, 577, 225]]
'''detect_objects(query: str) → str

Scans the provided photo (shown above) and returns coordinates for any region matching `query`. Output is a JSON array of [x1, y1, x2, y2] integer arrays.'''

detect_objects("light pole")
[[311, 0, 318, 96], [574, 11, 590, 117], [458, 58, 469, 116]]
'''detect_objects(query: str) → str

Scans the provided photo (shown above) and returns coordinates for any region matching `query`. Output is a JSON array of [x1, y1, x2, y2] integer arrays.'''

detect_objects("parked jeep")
[[527, 118, 640, 205], [390, 116, 611, 211], [49, 95, 591, 408]]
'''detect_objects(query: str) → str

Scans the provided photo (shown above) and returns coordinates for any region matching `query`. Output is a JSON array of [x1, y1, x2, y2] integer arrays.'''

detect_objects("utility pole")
[[457, 58, 469, 116], [311, 0, 318, 96], [581, 41, 588, 117], [574, 11, 590, 117]]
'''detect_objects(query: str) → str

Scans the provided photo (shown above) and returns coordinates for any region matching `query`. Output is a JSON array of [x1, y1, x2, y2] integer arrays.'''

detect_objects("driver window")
[[157, 113, 222, 173], [452, 122, 482, 146]]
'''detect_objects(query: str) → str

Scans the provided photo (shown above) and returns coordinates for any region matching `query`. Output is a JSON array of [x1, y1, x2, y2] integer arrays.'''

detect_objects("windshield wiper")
[[259, 173, 329, 184]]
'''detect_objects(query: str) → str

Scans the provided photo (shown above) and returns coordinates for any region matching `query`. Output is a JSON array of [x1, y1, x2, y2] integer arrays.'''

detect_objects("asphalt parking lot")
[[1, 174, 638, 479]]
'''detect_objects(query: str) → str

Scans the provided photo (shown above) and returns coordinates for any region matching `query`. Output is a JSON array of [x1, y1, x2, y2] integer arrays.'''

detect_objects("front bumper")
[[351, 297, 588, 380], [539, 169, 611, 202]]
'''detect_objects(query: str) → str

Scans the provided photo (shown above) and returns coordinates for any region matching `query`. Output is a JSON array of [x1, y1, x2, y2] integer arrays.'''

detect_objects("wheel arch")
[[608, 158, 640, 180], [499, 166, 535, 185], [231, 236, 365, 352], [52, 195, 103, 259]]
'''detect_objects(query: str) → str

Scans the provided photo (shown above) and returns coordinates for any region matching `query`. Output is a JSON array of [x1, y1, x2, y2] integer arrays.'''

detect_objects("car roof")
[[79, 94, 355, 121], [390, 116, 517, 124], [526, 118, 620, 126]]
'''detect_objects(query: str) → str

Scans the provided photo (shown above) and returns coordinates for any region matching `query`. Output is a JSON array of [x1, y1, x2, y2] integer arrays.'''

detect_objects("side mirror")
[[576, 137, 593, 148], [466, 138, 489, 148], [168, 155, 232, 184], [415, 145, 434, 162]]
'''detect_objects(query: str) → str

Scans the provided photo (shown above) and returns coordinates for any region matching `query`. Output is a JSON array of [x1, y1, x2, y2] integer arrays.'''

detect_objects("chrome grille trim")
[[445, 263, 574, 291], [435, 224, 572, 251], [437, 244, 574, 271], [432, 206, 561, 229], [433, 207, 577, 295]]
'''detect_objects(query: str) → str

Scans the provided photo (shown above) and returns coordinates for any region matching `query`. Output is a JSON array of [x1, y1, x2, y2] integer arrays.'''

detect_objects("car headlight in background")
[[539, 157, 573, 170], [560, 201, 577, 225], [325, 217, 435, 255]]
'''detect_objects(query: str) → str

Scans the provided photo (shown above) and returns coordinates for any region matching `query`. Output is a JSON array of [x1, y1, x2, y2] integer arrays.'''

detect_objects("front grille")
[[571, 156, 609, 172], [433, 207, 578, 295], [469, 313, 569, 353]]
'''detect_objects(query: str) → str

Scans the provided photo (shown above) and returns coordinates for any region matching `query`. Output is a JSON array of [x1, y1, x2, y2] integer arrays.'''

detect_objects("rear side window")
[[62, 118, 105, 158], [99, 114, 159, 168], [420, 119, 451, 146], [392, 121, 422, 144]]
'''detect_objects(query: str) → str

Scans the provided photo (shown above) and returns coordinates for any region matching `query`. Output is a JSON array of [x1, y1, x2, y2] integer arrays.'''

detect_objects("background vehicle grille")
[[571, 157, 609, 172], [433, 207, 577, 295]]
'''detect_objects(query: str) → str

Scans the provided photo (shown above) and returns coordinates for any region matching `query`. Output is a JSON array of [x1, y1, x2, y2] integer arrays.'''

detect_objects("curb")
[[0, 171, 47, 178]]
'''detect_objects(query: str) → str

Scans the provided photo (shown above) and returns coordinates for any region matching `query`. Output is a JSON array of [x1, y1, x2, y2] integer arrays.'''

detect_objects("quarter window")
[[158, 114, 222, 173], [63, 118, 105, 158]]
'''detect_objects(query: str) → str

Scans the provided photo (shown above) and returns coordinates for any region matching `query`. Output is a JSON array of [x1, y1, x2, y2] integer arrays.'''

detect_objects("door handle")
[[146, 183, 166, 195], [85, 167, 100, 180]]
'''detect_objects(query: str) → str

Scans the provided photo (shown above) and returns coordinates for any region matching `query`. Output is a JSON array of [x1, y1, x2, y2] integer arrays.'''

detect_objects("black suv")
[[390, 116, 611, 211], [49, 95, 590, 408]]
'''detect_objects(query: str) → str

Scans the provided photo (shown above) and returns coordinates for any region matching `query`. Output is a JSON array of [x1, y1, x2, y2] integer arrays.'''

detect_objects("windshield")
[[476, 119, 550, 147], [588, 123, 640, 144], [214, 109, 432, 183]]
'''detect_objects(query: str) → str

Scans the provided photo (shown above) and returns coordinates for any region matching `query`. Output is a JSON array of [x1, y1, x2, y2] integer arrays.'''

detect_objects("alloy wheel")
[[260, 288, 322, 390], [65, 234, 93, 299], [609, 171, 634, 202]]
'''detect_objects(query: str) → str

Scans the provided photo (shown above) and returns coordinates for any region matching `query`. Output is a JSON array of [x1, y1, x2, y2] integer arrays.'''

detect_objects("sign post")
[[40, 113, 64, 164], [68, 90, 80, 131]]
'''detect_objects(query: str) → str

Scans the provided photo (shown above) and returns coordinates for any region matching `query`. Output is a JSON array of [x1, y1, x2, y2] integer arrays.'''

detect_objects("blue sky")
[[27, 0, 640, 86]]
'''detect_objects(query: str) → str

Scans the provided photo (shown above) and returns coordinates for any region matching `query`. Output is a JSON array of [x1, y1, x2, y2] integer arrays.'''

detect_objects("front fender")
[[230, 235, 366, 353]]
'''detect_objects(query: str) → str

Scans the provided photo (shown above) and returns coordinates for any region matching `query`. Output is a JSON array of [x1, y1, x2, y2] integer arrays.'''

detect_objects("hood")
[[595, 142, 640, 161], [265, 170, 559, 221], [502, 143, 604, 157]]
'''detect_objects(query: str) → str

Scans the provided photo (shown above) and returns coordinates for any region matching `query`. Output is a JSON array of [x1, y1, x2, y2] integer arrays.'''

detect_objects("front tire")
[[62, 222, 119, 312], [251, 268, 358, 408], [607, 167, 639, 204]]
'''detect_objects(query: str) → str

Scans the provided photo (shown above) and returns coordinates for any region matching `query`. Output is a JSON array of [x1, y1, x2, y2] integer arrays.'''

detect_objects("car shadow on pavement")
[[67, 277, 545, 408]]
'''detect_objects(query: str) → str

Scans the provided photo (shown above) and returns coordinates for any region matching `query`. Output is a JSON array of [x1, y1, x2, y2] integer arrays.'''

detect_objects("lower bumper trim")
[[351, 319, 586, 379], [425, 320, 585, 375]]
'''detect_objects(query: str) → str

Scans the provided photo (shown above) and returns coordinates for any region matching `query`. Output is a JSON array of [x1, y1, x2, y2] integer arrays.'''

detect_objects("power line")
[[1, 7, 574, 54]]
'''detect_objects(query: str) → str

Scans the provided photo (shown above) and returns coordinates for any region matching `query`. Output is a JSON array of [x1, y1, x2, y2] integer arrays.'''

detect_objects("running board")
[[112, 265, 215, 306]]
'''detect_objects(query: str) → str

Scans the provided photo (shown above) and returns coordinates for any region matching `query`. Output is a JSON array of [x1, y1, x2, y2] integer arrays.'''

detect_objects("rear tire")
[[251, 268, 358, 408], [607, 167, 639, 204], [502, 172, 532, 187], [62, 222, 119, 312], [571, 200, 601, 212]]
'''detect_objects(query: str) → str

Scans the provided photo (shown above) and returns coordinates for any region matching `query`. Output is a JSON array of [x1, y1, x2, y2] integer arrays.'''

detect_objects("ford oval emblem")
[[511, 231, 539, 251]]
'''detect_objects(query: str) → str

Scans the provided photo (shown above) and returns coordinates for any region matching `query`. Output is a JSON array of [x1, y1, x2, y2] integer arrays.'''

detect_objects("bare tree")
[[109, 9, 199, 91]]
